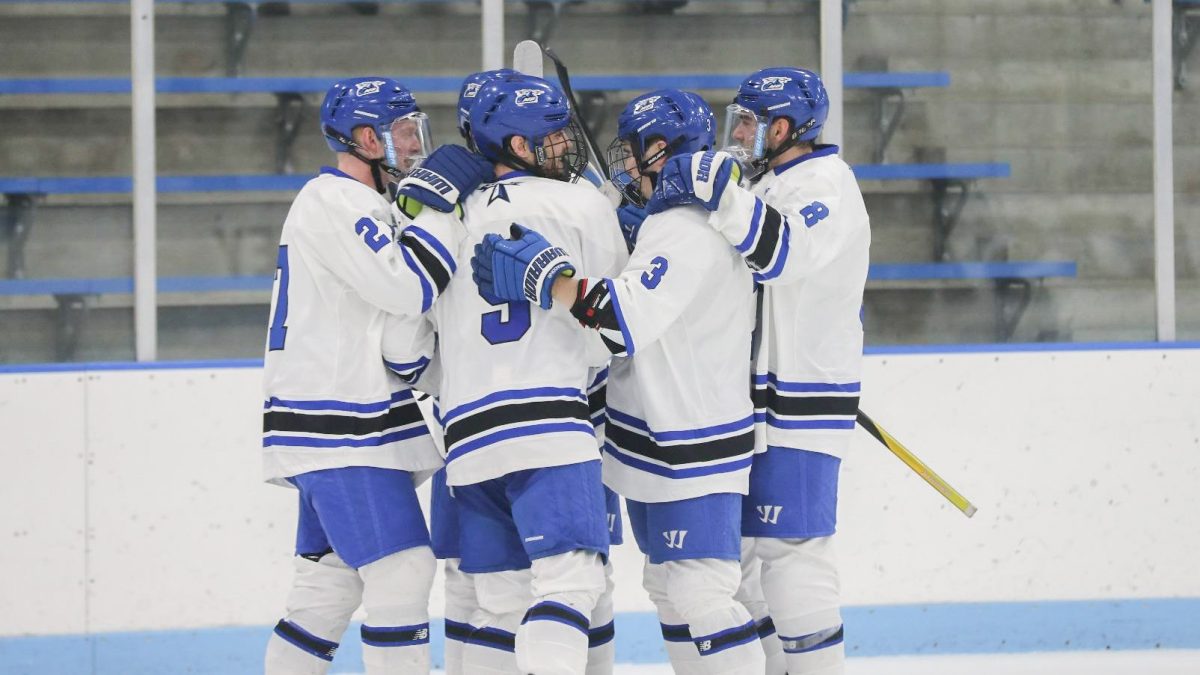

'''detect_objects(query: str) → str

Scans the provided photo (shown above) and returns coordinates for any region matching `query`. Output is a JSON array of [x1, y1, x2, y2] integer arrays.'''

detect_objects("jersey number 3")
[[481, 296, 532, 345], [641, 256, 668, 290]]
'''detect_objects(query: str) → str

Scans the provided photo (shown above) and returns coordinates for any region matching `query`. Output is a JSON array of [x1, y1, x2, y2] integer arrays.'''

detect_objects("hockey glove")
[[396, 144, 493, 217], [471, 224, 576, 310], [617, 202, 647, 251], [646, 150, 741, 215]]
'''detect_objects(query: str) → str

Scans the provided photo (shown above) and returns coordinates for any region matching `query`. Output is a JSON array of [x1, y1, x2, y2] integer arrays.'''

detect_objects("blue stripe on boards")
[[2, 600, 1200, 673]]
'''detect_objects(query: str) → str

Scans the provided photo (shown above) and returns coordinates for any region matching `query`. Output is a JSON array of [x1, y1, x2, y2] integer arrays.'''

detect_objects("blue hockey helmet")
[[722, 67, 828, 176], [456, 69, 517, 149], [606, 89, 716, 206], [320, 77, 433, 191], [467, 74, 589, 182]]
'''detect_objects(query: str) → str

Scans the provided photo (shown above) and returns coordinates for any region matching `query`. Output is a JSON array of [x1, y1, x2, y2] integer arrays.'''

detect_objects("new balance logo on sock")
[[757, 505, 783, 524], [697, 639, 712, 652], [663, 530, 688, 549], [414, 628, 429, 640]]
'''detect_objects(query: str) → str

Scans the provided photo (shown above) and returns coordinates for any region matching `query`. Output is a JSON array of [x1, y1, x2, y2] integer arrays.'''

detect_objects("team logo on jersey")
[[514, 88, 545, 106], [760, 76, 792, 91], [354, 80, 386, 97], [697, 640, 712, 652], [663, 530, 688, 549], [463, 82, 482, 98], [633, 95, 662, 115], [757, 505, 783, 524]]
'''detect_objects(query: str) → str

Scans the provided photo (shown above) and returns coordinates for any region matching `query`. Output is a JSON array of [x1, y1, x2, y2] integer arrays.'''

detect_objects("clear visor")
[[380, 111, 433, 179], [720, 103, 768, 167]]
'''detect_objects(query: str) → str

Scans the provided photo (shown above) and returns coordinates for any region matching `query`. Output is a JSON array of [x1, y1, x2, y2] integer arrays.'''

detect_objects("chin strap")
[[324, 124, 403, 194], [751, 116, 817, 177]]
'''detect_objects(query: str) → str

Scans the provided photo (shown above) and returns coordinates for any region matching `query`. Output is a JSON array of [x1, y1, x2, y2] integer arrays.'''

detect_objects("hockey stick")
[[856, 409, 978, 518], [543, 46, 611, 179], [512, 39, 544, 78]]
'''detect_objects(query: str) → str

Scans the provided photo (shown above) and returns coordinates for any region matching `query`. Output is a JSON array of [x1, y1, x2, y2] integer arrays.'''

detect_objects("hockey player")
[[262, 76, 491, 675], [648, 67, 872, 675], [417, 73, 628, 675], [472, 90, 765, 675]]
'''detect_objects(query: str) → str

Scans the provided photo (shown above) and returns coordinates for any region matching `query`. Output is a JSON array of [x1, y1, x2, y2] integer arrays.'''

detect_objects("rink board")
[[1, 344, 1199, 672]]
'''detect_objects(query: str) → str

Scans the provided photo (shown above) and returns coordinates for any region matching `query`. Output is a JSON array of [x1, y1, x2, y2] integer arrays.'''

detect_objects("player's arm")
[[473, 221, 708, 357], [381, 312, 440, 396], [649, 150, 850, 285]]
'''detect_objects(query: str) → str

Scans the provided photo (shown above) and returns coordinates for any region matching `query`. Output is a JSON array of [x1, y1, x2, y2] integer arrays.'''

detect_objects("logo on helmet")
[[633, 95, 662, 115], [514, 88, 545, 106], [761, 76, 792, 92], [464, 82, 482, 98], [354, 80, 386, 97]]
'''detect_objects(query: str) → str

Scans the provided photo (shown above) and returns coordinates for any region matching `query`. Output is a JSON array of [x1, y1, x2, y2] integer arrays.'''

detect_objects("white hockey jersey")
[[421, 171, 629, 487], [261, 166, 463, 485], [570, 206, 757, 503], [707, 146, 871, 460]]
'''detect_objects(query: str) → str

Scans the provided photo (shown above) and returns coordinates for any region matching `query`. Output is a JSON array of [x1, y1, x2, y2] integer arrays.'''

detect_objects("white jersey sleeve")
[[567, 210, 722, 358], [708, 146, 868, 286], [288, 175, 462, 316]]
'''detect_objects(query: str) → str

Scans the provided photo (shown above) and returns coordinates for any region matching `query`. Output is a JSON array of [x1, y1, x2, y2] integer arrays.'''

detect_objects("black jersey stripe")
[[263, 399, 424, 436], [443, 398, 590, 450], [765, 393, 860, 418], [605, 422, 753, 467], [400, 232, 452, 293], [588, 386, 606, 417], [745, 203, 784, 271]]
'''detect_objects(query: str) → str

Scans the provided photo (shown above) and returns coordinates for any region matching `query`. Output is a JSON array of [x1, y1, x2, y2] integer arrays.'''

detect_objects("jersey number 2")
[[481, 296, 532, 345], [268, 245, 290, 351], [355, 217, 393, 252]]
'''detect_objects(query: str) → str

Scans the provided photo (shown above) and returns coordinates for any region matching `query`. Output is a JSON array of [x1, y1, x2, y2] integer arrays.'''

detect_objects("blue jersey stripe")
[[765, 415, 856, 430], [753, 219, 791, 282], [405, 224, 458, 274], [263, 424, 429, 448], [264, 390, 414, 414], [442, 387, 585, 424], [606, 408, 754, 442], [605, 279, 636, 356], [446, 421, 596, 462], [398, 242, 434, 313], [603, 442, 753, 479], [765, 376, 861, 393], [736, 198, 764, 254]]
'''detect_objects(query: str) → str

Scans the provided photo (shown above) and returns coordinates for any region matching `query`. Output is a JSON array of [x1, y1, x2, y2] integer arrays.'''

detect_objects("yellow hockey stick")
[[856, 410, 978, 518]]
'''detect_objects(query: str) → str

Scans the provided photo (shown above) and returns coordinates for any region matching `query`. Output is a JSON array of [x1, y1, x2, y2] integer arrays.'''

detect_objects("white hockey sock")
[[466, 568, 531, 674], [516, 551, 604, 675], [358, 548, 436, 674], [776, 624, 845, 675], [756, 616, 788, 675], [443, 559, 477, 675], [662, 559, 764, 675], [585, 560, 616, 675], [265, 619, 341, 675], [265, 553, 361, 675]]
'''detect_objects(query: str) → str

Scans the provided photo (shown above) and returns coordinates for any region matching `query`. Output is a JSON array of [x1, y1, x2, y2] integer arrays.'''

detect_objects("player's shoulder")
[[774, 146, 851, 184]]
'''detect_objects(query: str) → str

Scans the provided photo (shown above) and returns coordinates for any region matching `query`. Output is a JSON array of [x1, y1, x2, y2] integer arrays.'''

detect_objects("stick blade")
[[512, 40, 544, 78]]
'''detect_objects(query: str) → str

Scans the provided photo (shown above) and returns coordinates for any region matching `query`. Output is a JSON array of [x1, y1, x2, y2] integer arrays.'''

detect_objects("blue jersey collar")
[[319, 165, 356, 181], [772, 144, 840, 176]]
